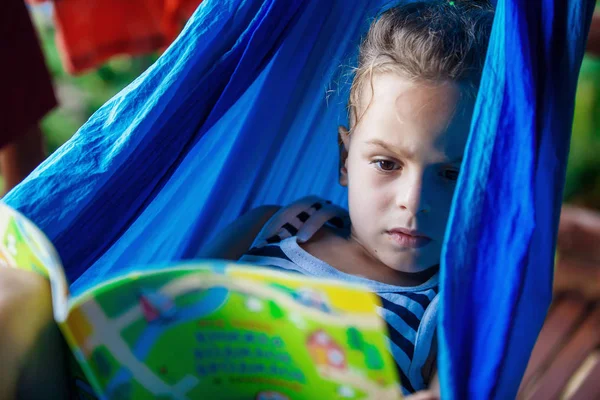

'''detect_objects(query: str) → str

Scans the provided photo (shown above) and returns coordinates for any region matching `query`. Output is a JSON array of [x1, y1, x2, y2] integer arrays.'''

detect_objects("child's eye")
[[442, 169, 459, 181], [373, 160, 400, 172]]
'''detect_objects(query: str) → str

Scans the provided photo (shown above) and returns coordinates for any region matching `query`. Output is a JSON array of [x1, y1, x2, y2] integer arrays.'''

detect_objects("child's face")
[[340, 73, 474, 274]]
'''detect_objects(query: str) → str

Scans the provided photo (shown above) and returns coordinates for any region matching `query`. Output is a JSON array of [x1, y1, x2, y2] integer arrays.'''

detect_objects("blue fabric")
[[4, 0, 594, 398], [6, 0, 390, 288], [439, 0, 595, 399]]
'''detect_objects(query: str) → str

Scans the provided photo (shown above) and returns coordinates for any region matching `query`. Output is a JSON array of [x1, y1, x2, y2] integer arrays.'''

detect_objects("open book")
[[0, 202, 402, 400]]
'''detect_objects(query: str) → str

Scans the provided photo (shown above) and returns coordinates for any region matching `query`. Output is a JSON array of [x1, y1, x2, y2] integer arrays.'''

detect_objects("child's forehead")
[[354, 74, 474, 131], [364, 75, 471, 122], [355, 74, 473, 158], [362, 73, 463, 110]]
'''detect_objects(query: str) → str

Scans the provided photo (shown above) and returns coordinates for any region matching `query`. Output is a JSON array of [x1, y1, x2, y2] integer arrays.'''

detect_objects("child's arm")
[[0, 267, 69, 400], [196, 205, 281, 260]]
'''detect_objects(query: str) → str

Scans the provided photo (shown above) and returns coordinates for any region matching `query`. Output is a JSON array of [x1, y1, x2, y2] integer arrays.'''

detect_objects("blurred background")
[[29, 4, 159, 156]]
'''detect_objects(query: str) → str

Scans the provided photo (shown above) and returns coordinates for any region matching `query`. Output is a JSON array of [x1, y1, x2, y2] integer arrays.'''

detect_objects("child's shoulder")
[[197, 196, 348, 261], [251, 196, 349, 247], [196, 205, 281, 260]]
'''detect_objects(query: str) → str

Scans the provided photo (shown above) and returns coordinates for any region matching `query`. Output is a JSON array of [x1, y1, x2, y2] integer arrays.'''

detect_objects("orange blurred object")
[[27, 0, 203, 74]]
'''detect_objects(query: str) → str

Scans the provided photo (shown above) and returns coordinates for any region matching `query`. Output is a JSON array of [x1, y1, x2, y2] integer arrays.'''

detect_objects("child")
[[199, 1, 494, 397], [0, 1, 493, 398]]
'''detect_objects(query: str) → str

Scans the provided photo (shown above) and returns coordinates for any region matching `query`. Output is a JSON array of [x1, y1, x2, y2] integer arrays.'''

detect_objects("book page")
[[63, 262, 402, 400], [0, 202, 70, 321]]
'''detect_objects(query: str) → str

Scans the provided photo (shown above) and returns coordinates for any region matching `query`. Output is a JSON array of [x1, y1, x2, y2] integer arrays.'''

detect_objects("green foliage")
[[565, 56, 600, 207]]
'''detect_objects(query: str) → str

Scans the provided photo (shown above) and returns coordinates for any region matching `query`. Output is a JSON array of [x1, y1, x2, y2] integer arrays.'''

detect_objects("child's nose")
[[396, 172, 431, 216]]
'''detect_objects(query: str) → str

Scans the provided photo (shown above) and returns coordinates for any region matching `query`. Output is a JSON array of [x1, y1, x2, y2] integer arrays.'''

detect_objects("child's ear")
[[338, 125, 350, 187]]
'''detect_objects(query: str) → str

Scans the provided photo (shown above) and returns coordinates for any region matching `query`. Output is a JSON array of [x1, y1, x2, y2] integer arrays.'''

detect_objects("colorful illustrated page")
[[64, 264, 402, 400], [0, 202, 69, 318], [0, 202, 60, 277], [0, 203, 402, 399]]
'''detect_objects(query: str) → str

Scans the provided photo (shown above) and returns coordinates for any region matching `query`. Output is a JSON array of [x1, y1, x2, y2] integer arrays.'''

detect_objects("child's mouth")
[[386, 229, 432, 248]]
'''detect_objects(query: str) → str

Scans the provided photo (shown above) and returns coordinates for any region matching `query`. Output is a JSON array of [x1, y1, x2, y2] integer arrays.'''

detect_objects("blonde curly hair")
[[349, 0, 494, 128]]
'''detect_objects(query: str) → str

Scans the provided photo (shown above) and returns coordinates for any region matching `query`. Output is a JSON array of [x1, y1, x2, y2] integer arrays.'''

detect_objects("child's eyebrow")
[[365, 139, 463, 164], [365, 139, 414, 159]]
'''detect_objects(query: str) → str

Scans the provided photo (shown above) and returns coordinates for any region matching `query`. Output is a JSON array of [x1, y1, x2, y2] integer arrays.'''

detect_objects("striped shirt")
[[239, 196, 439, 394]]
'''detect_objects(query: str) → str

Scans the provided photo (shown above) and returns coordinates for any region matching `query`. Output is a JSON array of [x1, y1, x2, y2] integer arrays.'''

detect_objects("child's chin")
[[386, 261, 421, 275], [388, 257, 439, 275]]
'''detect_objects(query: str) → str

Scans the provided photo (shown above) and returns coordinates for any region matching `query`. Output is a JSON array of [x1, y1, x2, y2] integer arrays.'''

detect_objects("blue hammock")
[[5, 0, 595, 398]]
